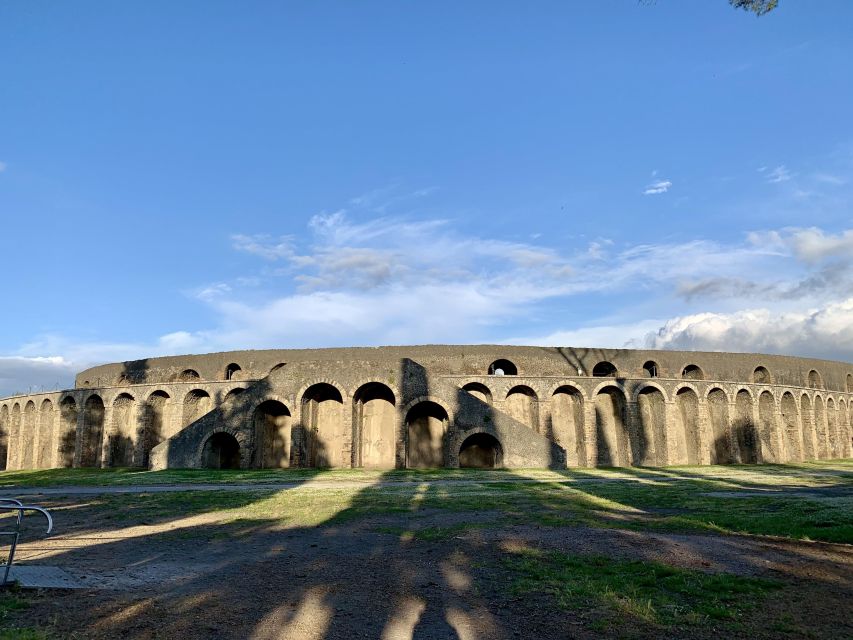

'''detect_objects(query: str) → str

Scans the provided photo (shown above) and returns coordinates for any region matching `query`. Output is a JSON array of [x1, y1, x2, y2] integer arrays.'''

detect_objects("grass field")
[[0, 461, 850, 639]]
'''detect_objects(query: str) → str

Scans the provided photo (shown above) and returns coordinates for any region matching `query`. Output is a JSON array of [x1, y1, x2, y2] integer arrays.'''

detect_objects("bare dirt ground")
[[3, 474, 852, 640]]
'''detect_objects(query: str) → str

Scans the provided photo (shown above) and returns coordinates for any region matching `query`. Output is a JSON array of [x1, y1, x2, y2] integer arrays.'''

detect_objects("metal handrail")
[[0, 499, 53, 586]]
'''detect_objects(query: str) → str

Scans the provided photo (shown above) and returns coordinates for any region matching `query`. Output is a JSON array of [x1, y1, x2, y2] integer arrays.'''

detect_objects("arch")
[[675, 388, 701, 465], [592, 361, 617, 377], [632, 383, 669, 403], [37, 399, 54, 468], [461, 382, 492, 405], [551, 386, 585, 467], [808, 369, 822, 389], [202, 432, 241, 469], [81, 395, 105, 467], [594, 386, 628, 466], [225, 363, 243, 381], [353, 382, 396, 469], [58, 397, 78, 468], [642, 361, 659, 378], [814, 396, 829, 459], [0, 404, 8, 470], [488, 359, 517, 376], [753, 366, 772, 384], [800, 394, 816, 460], [459, 433, 503, 468], [505, 385, 539, 432], [224, 388, 245, 402], [406, 401, 448, 468], [139, 391, 170, 468], [636, 386, 666, 466], [826, 398, 838, 459], [108, 393, 135, 467], [182, 389, 212, 428], [302, 383, 346, 468], [733, 390, 758, 463], [706, 388, 731, 464], [757, 391, 779, 462], [253, 400, 292, 468], [9, 404, 21, 469], [681, 365, 704, 381], [780, 392, 800, 462], [269, 363, 286, 375], [177, 369, 201, 382], [22, 401, 36, 469]]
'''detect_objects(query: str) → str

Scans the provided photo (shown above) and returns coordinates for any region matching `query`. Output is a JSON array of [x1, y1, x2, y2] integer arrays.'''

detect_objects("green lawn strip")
[[0, 592, 51, 639], [502, 547, 780, 629]]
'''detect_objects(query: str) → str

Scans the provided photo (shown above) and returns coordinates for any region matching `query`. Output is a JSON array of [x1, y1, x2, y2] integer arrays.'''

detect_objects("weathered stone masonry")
[[0, 345, 851, 471]]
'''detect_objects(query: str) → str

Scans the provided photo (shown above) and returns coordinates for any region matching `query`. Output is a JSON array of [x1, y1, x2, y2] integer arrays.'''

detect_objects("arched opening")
[[225, 363, 243, 381], [826, 398, 838, 459], [551, 386, 585, 467], [781, 392, 801, 462], [814, 396, 829, 459], [109, 394, 135, 468], [253, 400, 292, 468], [59, 397, 78, 468], [459, 433, 503, 468], [675, 388, 701, 465], [461, 382, 492, 405], [22, 401, 36, 469], [757, 391, 779, 462], [139, 391, 169, 468], [592, 361, 617, 377], [681, 365, 704, 381], [302, 383, 345, 467], [81, 395, 105, 467], [0, 405, 8, 470], [753, 366, 771, 384], [636, 387, 666, 466], [177, 369, 200, 382], [182, 390, 212, 428], [270, 363, 286, 375], [202, 432, 240, 469], [224, 388, 245, 402], [354, 382, 396, 469], [594, 387, 628, 466], [9, 404, 20, 469], [800, 395, 816, 460], [642, 361, 659, 378], [37, 399, 54, 469], [808, 369, 822, 389], [488, 359, 517, 376], [734, 390, 758, 463], [505, 385, 538, 431], [406, 401, 448, 468], [707, 389, 732, 464]]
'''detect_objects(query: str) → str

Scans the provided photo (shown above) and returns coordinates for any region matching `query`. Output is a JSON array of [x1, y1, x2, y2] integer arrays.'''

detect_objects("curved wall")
[[0, 345, 850, 470]]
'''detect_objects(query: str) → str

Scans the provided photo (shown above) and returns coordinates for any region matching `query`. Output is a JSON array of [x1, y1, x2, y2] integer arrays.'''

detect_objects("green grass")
[[503, 547, 780, 629], [0, 592, 51, 639]]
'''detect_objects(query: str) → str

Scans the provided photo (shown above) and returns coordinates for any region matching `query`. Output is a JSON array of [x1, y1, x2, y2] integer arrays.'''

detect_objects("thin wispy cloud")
[[643, 179, 672, 195], [763, 164, 793, 183]]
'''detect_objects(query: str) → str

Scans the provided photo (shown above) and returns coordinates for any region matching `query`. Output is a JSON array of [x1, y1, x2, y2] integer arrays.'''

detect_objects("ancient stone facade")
[[0, 345, 851, 471]]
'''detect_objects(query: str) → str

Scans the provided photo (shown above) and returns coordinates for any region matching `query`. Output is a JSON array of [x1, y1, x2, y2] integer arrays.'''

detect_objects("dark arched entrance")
[[202, 433, 241, 469], [459, 433, 503, 468]]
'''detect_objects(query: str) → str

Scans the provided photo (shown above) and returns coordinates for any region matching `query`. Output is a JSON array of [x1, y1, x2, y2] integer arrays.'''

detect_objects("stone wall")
[[0, 345, 851, 471]]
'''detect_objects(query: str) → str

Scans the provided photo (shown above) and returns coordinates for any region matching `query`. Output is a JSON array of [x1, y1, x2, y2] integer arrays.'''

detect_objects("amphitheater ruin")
[[0, 346, 850, 471]]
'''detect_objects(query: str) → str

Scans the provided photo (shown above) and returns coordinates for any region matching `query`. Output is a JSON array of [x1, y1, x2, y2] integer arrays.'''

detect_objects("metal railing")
[[0, 499, 53, 586]]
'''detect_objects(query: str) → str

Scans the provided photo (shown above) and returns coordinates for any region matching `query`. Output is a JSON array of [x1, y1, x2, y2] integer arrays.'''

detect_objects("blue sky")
[[2, 1, 853, 395]]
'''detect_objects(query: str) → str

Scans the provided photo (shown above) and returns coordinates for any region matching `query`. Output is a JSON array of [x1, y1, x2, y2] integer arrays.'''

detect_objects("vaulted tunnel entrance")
[[459, 433, 503, 468], [202, 432, 241, 469]]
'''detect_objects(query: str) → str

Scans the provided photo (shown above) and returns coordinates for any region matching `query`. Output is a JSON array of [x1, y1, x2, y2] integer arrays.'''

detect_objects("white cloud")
[[644, 298, 853, 361], [643, 179, 672, 195], [766, 165, 792, 183], [231, 234, 295, 260], [0, 357, 76, 397]]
